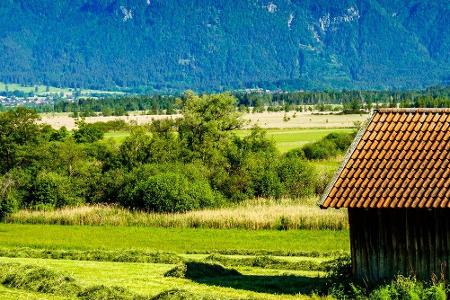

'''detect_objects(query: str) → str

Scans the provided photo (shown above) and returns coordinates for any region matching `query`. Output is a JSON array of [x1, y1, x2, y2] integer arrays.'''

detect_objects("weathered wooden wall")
[[349, 208, 450, 283]]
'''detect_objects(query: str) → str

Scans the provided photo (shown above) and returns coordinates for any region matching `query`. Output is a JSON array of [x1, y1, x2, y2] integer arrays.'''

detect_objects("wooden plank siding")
[[349, 208, 450, 283]]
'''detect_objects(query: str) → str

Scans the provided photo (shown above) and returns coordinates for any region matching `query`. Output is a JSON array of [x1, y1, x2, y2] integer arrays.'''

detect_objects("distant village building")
[[320, 108, 450, 283]]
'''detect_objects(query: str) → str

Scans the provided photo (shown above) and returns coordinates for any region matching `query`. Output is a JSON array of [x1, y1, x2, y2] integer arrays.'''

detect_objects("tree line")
[[8, 86, 450, 115], [0, 92, 356, 217]]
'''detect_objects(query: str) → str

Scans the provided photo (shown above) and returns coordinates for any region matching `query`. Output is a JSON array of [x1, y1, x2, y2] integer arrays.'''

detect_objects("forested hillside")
[[0, 0, 449, 91]]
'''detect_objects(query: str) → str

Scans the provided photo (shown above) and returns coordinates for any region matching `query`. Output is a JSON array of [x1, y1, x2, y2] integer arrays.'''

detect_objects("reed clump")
[[5, 198, 348, 231]]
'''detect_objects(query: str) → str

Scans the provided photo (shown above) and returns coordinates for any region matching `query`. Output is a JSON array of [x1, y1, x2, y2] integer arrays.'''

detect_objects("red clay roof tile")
[[320, 109, 450, 209]]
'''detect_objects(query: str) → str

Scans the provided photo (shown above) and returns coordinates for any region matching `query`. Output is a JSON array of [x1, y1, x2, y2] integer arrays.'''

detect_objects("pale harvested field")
[[39, 113, 181, 130], [40, 111, 369, 130]]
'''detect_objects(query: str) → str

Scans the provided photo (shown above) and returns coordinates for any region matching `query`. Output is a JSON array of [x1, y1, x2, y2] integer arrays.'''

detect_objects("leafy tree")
[[0, 108, 41, 174], [178, 91, 242, 164], [29, 171, 81, 209], [73, 120, 104, 143]]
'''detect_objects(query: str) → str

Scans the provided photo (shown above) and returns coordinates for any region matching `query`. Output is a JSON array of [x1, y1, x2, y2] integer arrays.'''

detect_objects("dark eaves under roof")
[[319, 108, 450, 209]]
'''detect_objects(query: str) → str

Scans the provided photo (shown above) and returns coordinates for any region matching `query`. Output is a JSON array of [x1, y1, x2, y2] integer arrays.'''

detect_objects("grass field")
[[0, 223, 347, 299], [0, 224, 349, 254], [0, 257, 328, 299], [103, 127, 356, 153], [237, 127, 355, 152]]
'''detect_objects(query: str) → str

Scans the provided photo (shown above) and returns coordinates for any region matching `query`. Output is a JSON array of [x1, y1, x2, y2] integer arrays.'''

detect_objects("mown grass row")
[[0, 262, 220, 300], [0, 247, 341, 271], [0, 248, 182, 264], [5, 199, 348, 231]]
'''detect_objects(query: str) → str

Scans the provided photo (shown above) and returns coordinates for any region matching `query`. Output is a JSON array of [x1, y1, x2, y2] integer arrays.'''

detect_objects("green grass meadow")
[[104, 127, 356, 153], [236, 127, 355, 152], [0, 224, 348, 254], [0, 224, 348, 299]]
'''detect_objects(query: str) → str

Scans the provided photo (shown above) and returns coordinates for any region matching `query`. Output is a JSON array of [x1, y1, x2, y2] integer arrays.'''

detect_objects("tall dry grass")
[[5, 198, 348, 230]]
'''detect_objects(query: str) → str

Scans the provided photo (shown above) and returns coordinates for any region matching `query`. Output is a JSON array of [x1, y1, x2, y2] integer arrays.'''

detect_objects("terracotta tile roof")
[[320, 108, 450, 209]]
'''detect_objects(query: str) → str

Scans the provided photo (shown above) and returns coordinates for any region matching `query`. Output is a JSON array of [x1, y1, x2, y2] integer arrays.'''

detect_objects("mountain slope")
[[0, 0, 448, 91]]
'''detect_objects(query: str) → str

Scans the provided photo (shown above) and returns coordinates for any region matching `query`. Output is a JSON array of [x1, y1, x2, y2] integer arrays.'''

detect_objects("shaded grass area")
[[0, 224, 349, 254], [204, 254, 330, 271], [166, 261, 327, 295], [6, 199, 348, 231]]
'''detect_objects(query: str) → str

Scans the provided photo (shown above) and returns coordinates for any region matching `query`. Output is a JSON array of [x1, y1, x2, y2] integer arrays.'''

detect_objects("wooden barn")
[[319, 108, 450, 283]]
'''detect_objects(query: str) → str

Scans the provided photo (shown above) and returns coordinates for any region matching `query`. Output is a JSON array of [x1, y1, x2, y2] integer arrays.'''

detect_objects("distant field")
[[104, 127, 356, 153], [237, 127, 355, 152], [0, 82, 122, 96], [40, 111, 369, 130]]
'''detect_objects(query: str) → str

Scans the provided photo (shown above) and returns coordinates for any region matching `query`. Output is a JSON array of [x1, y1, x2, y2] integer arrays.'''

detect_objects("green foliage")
[[303, 132, 355, 160], [123, 164, 220, 213], [368, 277, 447, 300], [73, 120, 104, 143], [0, 175, 20, 219], [29, 171, 81, 209], [277, 156, 316, 198], [179, 91, 242, 164], [0, 95, 351, 216], [0, 108, 41, 173]]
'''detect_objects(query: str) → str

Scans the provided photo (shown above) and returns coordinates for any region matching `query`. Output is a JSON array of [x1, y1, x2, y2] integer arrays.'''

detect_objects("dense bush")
[[133, 172, 217, 213], [368, 277, 446, 300], [0, 175, 20, 218], [277, 156, 316, 198], [29, 171, 81, 209], [325, 256, 448, 300], [73, 120, 104, 143], [302, 132, 355, 160], [117, 163, 221, 213]]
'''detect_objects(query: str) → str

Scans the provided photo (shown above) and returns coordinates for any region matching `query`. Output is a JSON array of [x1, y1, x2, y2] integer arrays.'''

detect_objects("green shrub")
[[119, 163, 221, 213], [133, 172, 215, 213], [302, 132, 355, 160], [277, 156, 316, 198], [0, 176, 20, 218], [302, 139, 338, 160], [30, 171, 81, 208], [369, 276, 447, 300], [284, 148, 306, 159], [324, 132, 355, 152], [73, 121, 104, 143]]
